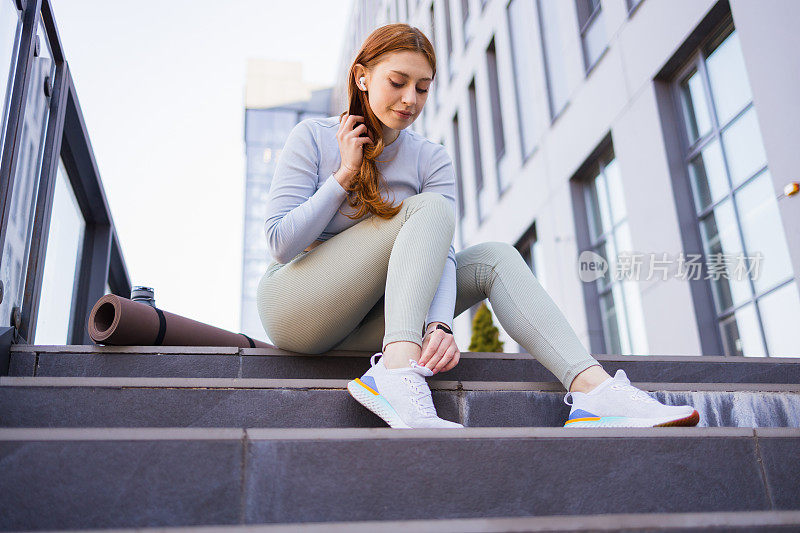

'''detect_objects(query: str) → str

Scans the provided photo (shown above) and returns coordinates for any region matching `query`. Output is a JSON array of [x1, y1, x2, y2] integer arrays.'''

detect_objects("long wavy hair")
[[337, 23, 436, 221]]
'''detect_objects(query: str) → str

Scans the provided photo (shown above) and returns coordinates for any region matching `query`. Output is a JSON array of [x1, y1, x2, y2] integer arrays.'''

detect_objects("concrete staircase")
[[1, 345, 799, 531]]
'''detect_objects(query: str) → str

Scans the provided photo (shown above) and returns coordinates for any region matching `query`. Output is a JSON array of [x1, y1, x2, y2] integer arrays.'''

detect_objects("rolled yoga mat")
[[87, 294, 274, 348]]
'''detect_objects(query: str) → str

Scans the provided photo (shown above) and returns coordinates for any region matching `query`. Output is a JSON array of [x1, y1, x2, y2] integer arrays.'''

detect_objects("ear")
[[353, 64, 365, 86]]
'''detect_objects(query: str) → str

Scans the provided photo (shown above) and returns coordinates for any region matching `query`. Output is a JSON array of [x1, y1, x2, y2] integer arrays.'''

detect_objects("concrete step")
[[24, 511, 800, 532], [1, 376, 798, 428], [21, 511, 800, 533], [9, 345, 800, 384], [0, 427, 797, 530]]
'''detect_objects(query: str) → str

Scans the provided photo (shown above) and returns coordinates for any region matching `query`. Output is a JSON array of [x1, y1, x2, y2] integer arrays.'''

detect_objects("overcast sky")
[[50, 0, 352, 334]]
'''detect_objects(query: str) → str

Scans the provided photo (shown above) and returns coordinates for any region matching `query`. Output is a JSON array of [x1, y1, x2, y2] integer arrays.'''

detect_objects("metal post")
[[18, 61, 68, 344], [69, 223, 111, 345], [0, 0, 41, 283]]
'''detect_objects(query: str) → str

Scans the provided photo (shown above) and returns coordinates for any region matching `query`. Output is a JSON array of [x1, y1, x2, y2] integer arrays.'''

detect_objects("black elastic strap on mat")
[[240, 333, 256, 348], [154, 307, 167, 345]]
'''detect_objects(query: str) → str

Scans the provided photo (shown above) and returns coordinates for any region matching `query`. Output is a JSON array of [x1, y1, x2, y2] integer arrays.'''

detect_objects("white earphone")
[[359, 76, 367, 90]]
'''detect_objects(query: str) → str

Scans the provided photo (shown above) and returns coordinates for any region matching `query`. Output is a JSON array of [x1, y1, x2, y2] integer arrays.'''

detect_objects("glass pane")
[[622, 279, 648, 355], [1, 0, 23, 164], [595, 240, 613, 292], [722, 107, 767, 186], [244, 109, 297, 146], [582, 12, 606, 70], [538, 0, 569, 116], [600, 290, 621, 355], [531, 239, 547, 290], [603, 158, 626, 223], [719, 303, 764, 357], [758, 282, 800, 357], [680, 69, 712, 144], [508, 0, 537, 156], [33, 160, 85, 344], [587, 168, 612, 240], [735, 170, 793, 294], [700, 200, 751, 313], [688, 139, 728, 212], [706, 30, 752, 126], [0, 18, 56, 332], [611, 281, 631, 355], [585, 180, 602, 241]]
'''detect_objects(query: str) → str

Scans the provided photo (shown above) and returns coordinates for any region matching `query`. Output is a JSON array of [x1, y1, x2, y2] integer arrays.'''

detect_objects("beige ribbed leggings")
[[256, 191, 598, 388]]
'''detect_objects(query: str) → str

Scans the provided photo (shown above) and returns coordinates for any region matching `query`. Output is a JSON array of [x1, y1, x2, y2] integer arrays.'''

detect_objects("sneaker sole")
[[564, 409, 700, 428], [347, 379, 411, 429]]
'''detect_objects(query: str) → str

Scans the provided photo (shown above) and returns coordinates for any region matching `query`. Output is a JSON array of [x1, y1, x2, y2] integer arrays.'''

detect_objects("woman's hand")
[[418, 322, 460, 374], [335, 114, 372, 188]]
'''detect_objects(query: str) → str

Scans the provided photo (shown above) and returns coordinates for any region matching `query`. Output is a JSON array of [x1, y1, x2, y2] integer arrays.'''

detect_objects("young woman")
[[257, 23, 699, 430]]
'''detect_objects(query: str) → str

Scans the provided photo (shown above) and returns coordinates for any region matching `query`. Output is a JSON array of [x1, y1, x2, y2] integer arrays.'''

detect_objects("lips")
[[394, 110, 412, 118]]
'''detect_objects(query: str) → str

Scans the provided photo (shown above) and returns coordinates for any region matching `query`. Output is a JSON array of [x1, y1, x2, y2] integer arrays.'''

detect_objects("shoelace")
[[402, 377, 437, 417], [609, 381, 658, 403], [371, 353, 437, 417], [406, 360, 437, 417], [563, 374, 658, 405]]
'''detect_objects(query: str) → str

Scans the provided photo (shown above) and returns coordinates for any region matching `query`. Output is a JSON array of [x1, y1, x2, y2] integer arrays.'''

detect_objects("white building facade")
[[332, 0, 800, 357]]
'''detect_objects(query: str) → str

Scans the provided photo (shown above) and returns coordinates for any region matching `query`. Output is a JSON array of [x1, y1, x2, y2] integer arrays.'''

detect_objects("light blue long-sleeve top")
[[264, 115, 457, 331]]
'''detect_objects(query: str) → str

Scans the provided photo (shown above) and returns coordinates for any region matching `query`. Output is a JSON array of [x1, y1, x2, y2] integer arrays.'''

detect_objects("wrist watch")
[[433, 323, 453, 335]]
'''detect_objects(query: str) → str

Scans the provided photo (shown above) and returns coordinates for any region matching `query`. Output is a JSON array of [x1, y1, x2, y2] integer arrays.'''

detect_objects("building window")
[[537, 0, 569, 119], [507, 0, 538, 160], [461, 0, 470, 46], [626, 0, 643, 14], [451, 113, 466, 246], [485, 37, 506, 193], [468, 78, 488, 223], [444, 0, 455, 79], [582, 148, 648, 356], [674, 21, 799, 357], [575, 0, 607, 72], [515, 222, 547, 290], [428, 2, 438, 108]]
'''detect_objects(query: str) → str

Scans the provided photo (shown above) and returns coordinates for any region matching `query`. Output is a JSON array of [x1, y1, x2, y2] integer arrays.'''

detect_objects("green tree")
[[468, 302, 504, 352]]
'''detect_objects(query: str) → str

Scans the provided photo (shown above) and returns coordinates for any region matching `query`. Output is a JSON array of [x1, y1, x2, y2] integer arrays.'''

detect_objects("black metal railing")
[[0, 0, 130, 372]]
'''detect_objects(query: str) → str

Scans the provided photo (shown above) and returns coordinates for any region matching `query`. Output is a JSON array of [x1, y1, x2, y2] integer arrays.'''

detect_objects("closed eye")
[[390, 81, 428, 94]]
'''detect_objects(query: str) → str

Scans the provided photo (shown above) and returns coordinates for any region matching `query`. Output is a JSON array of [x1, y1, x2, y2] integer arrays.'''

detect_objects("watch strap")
[[435, 323, 453, 335]]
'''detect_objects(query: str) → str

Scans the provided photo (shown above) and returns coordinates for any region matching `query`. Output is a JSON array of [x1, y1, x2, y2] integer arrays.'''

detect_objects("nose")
[[401, 86, 416, 107]]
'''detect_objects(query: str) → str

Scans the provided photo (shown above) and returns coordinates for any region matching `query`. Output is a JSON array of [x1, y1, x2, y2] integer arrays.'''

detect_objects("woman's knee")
[[477, 241, 521, 261], [403, 191, 455, 229], [469, 241, 530, 272]]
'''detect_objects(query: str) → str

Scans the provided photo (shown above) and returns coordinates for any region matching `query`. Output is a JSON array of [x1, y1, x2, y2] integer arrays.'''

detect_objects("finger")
[[423, 336, 445, 371], [418, 336, 432, 366], [425, 349, 444, 373], [419, 333, 442, 366], [442, 350, 460, 372], [347, 124, 367, 138], [345, 115, 363, 130], [433, 345, 456, 374]]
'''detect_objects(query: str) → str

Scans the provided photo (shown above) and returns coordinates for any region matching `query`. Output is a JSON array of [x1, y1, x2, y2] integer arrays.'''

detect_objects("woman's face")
[[357, 51, 433, 135]]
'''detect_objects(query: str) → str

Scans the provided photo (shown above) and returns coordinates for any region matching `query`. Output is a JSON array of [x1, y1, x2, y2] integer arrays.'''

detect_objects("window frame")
[[669, 16, 793, 357]]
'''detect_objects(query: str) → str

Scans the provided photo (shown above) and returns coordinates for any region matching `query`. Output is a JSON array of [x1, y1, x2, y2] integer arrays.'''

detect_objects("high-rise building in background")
[[240, 59, 332, 340], [330, 0, 800, 357]]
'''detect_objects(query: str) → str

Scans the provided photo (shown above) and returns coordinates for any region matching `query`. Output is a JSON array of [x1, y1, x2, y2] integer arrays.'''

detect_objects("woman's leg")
[[256, 191, 454, 356], [333, 239, 604, 390], [450, 241, 603, 391]]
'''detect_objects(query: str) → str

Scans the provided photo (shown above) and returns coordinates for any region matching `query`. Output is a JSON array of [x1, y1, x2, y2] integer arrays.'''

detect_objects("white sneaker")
[[563, 369, 700, 428], [347, 353, 464, 429]]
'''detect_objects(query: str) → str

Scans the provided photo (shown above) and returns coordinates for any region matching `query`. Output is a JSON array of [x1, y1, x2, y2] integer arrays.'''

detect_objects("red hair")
[[338, 23, 436, 221]]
